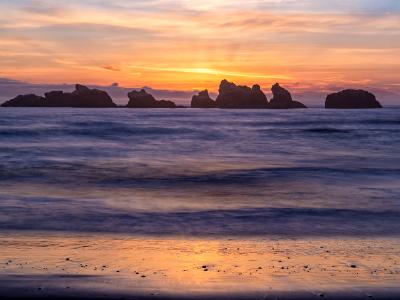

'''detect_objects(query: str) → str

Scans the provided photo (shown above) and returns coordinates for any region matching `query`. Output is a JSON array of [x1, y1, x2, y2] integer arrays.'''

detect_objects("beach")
[[1, 232, 400, 299]]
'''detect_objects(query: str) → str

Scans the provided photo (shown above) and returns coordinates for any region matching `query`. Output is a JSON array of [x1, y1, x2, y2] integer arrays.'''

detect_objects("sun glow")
[[0, 0, 399, 102]]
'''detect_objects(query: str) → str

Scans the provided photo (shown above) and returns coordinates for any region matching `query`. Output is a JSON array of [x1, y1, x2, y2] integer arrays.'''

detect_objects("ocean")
[[1, 107, 399, 237]]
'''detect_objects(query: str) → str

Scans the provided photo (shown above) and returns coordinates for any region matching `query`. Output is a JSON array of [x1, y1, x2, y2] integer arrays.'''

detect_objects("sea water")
[[0, 108, 399, 237]]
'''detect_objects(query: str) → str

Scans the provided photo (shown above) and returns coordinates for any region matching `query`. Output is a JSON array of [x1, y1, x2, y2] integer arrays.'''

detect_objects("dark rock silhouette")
[[269, 83, 306, 109], [1, 94, 44, 107], [215, 80, 269, 109], [191, 90, 216, 108], [127, 89, 176, 108], [69, 84, 116, 107], [1, 85, 116, 107], [44, 91, 76, 107], [326, 89, 382, 109], [251, 84, 269, 107]]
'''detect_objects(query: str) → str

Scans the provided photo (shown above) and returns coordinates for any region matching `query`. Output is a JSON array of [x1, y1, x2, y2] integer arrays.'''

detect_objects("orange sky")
[[1, 0, 399, 104]]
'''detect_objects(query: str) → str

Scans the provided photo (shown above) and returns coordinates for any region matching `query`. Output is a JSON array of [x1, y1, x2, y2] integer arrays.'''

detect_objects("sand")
[[0, 231, 399, 299]]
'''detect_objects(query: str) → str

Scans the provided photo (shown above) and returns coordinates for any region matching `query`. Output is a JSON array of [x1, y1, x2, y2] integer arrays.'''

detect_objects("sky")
[[0, 0, 399, 105]]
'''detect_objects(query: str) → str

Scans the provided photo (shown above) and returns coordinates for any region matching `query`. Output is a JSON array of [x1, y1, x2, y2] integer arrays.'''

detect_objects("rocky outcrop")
[[68, 84, 116, 107], [44, 91, 75, 107], [127, 89, 176, 108], [325, 89, 382, 109], [191, 90, 216, 108], [215, 80, 269, 109], [1, 85, 116, 107], [269, 83, 306, 109], [1, 94, 44, 107]]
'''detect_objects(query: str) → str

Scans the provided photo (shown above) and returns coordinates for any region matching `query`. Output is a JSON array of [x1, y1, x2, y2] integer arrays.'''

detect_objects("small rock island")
[[1, 84, 116, 108], [326, 89, 382, 109], [269, 83, 307, 109], [191, 80, 306, 109], [127, 89, 176, 108], [191, 90, 216, 108], [215, 80, 269, 109]]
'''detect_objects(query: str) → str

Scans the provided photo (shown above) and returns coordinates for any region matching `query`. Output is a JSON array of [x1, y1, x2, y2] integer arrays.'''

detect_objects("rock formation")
[[1, 85, 116, 107], [325, 89, 382, 109], [191, 90, 216, 108], [127, 89, 176, 108], [44, 91, 74, 107], [269, 83, 306, 109], [68, 84, 116, 107], [1, 94, 44, 107], [215, 80, 269, 109]]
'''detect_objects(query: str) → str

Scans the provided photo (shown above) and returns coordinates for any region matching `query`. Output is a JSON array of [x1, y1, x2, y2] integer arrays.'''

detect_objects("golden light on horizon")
[[0, 0, 399, 103]]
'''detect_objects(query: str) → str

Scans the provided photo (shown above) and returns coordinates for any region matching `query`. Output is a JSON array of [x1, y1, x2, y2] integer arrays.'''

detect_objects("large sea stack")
[[215, 80, 269, 109], [45, 84, 116, 107], [191, 90, 216, 108], [127, 89, 176, 108], [325, 89, 382, 109], [269, 83, 306, 109], [1, 84, 116, 107]]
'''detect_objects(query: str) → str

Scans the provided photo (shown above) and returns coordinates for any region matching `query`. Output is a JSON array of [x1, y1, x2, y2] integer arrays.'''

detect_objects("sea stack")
[[269, 83, 306, 109], [191, 90, 216, 108], [325, 89, 382, 109], [215, 80, 269, 109], [1, 94, 44, 107], [127, 89, 176, 108], [45, 84, 116, 107], [1, 84, 117, 108], [69, 84, 116, 107]]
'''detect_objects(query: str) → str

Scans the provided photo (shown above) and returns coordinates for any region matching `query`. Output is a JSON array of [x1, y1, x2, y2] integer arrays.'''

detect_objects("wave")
[[361, 119, 400, 125], [0, 124, 196, 139], [0, 196, 399, 236], [1, 163, 399, 187], [303, 127, 351, 133]]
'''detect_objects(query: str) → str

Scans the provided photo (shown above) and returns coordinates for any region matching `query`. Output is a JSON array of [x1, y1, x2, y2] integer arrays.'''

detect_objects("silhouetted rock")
[[50, 84, 116, 107], [191, 90, 216, 108], [215, 80, 268, 109], [325, 89, 382, 109], [269, 83, 306, 109], [251, 84, 269, 107], [1, 94, 44, 107], [2, 85, 116, 107], [71, 84, 116, 107], [127, 89, 176, 108]]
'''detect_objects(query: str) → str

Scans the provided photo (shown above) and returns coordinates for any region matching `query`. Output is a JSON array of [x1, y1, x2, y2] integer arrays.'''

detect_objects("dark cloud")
[[102, 65, 121, 72]]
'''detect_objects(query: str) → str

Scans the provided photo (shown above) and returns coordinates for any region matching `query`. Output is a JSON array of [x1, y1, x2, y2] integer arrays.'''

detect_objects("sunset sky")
[[1, 0, 399, 105]]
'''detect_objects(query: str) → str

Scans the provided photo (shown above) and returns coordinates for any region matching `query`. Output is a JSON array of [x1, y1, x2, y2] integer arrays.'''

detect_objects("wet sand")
[[0, 231, 399, 299]]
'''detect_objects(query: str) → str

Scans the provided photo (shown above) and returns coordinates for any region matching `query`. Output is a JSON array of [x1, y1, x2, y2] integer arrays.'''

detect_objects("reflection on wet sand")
[[0, 232, 399, 299]]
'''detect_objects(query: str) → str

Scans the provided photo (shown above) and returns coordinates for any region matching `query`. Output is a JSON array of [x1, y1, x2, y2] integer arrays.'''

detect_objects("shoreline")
[[1, 288, 400, 300], [1, 232, 399, 299]]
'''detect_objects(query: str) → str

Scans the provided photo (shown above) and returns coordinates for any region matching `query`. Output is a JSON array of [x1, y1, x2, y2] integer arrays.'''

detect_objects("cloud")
[[20, 0, 65, 16], [0, 1, 399, 100], [102, 65, 121, 72]]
